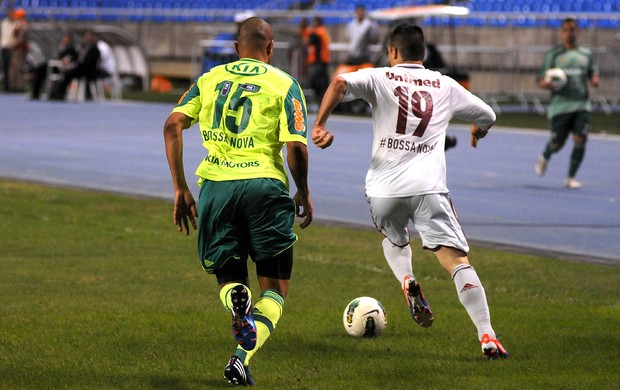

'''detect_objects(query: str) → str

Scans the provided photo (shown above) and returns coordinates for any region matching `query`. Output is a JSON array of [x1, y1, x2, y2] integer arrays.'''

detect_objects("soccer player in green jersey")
[[163, 17, 313, 386], [536, 17, 600, 189]]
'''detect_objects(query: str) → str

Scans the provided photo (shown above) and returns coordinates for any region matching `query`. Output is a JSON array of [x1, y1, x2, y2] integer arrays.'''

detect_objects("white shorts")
[[367, 193, 469, 254]]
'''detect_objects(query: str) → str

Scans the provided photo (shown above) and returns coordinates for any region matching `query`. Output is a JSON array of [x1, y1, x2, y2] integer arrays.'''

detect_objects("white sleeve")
[[340, 68, 377, 105], [448, 77, 496, 130]]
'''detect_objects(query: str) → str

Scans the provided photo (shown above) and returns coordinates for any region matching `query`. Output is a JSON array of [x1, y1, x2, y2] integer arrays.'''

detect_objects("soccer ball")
[[544, 68, 567, 91], [342, 297, 387, 338]]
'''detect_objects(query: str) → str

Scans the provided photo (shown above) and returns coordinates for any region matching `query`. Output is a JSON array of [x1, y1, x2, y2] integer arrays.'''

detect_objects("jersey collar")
[[395, 64, 425, 70], [238, 57, 266, 64]]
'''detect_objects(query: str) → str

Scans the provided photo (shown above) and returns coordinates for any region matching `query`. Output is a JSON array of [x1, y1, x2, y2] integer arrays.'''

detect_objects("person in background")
[[46, 32, 79, 100], [95, 33, 118, 97], [535, 17, 599, 189], [345, 4, 379, 65], [59, 29, 100, 100], [9, 8, 28, 92], [25, 40, 47, 99], [163, 17, 312, 385], [57, 32, 78, 64], [96, 33, 115, 79], [1, 7, 16, 91], [302, 16, 331, 108]]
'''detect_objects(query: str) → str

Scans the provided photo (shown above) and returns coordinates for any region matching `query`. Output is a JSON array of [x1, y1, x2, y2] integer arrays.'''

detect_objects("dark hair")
[[237, 17, 271, 49], [562, 17, 578, 27], [387, 23, 426, 61]]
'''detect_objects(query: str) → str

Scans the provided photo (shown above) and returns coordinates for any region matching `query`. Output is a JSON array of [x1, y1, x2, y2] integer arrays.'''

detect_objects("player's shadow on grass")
[[150, 375, 230, 389]]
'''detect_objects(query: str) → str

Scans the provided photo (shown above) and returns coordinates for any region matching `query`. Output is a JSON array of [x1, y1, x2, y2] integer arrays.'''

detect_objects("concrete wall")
[[33, 19, 619, 101]]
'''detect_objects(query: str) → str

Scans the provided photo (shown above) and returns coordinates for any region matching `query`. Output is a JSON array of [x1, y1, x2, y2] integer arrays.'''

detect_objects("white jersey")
[[340, 64, 495, 197]]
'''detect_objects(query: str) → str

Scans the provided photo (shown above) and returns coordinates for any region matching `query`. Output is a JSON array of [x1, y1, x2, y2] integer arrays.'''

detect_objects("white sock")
[[452, 264, 495, 341], [382, 238, 414, 286]]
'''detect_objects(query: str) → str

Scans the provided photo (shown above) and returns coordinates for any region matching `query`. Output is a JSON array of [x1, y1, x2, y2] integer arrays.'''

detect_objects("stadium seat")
[[11, 0, 620, 27]]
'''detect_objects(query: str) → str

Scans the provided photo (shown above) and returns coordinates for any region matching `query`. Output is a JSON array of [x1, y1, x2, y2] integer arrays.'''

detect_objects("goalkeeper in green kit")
[[536, 17, 600, 189]]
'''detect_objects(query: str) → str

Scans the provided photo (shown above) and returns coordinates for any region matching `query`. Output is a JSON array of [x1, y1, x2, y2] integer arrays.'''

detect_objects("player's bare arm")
[[164, 112, 197, 235], [286, 141, 313, 229], [312, 76, 348, 149], [591, 74, 600, 88]]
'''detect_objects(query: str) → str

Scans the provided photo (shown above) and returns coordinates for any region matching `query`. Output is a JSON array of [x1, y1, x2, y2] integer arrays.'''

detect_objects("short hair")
[[236, 17, 273, 51], [562, 17, 578, 27], [388, 23, 426, 61]]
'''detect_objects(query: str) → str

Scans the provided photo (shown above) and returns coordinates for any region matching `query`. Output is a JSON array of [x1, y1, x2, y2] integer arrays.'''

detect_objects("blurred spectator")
[[423, 42, 447, 70], [9, 8, 28, 92], [302, 16, 331, 107], [299, 17, 311, 41], [47, 32, 78, 100], [96, 34, 115, 78], [58, 30, 101, 100], [1, 7, 16, 91], [345, 5, 379, 65], [57, 32, 78, 64], [297, 17, 311, 86], [95, 33, 118, 97], [25, 40, 47, 99]]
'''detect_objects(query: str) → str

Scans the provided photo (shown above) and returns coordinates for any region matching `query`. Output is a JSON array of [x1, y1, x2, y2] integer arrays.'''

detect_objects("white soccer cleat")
[[535, 155, 548, 176], [565, 177, 582, 189]]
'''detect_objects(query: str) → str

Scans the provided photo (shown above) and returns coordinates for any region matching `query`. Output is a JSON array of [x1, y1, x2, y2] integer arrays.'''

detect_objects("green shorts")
[[197, 178, 297, 275], [550, 111, 591, 145]]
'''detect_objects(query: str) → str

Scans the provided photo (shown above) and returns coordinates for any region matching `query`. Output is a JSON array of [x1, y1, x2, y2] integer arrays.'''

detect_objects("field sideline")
[[1, 180, 618, 389]]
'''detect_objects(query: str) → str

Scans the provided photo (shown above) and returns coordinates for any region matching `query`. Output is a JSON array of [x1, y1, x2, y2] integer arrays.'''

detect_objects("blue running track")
[[1, 95, 618, 266]]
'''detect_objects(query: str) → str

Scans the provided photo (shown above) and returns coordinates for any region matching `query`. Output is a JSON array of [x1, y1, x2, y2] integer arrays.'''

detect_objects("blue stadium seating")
[[3, 0, 619, 27]]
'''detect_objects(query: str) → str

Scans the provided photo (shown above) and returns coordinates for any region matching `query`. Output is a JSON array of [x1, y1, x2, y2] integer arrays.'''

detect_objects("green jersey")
[[172, 58, 308, 187], [539, 45, 598, 119]]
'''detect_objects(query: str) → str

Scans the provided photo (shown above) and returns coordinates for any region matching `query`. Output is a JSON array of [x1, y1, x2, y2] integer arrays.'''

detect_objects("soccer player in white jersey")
[[312, 23, 508, 359]]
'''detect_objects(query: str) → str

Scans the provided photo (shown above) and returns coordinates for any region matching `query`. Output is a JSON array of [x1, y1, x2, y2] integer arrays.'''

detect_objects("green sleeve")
[[280, 79, 308, 143], [172, 80, 201, 126]]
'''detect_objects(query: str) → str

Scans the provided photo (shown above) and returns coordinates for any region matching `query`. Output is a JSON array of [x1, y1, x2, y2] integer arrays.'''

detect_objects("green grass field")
[[1, 180, 619, 389]]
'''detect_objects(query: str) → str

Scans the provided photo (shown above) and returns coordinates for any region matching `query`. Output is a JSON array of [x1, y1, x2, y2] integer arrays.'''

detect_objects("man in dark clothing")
[[59, 30, 100, 100]]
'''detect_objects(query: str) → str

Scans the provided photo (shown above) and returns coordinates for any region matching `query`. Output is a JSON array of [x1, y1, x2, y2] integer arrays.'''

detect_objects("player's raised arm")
[[311, 76, 348, 149]]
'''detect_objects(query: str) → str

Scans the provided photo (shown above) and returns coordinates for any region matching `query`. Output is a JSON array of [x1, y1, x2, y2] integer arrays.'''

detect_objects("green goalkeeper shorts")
[[196, 178, 297, 274]]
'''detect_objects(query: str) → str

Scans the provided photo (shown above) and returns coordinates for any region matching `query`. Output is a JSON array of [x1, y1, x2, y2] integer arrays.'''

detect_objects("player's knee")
[[573, 135, 586, 146], [550, 142, 564, 151]]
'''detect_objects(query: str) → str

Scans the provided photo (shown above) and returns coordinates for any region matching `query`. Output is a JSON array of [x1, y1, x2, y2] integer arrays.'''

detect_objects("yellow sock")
[[219, 283, 251, 312], [234, 289, 284, 365]]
